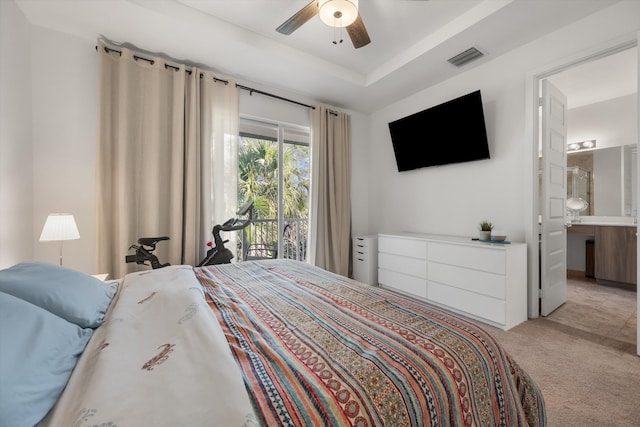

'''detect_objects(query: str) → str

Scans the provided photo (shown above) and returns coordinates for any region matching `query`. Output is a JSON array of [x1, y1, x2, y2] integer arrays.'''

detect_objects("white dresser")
[[352, 235, 378, 285], [378, 232, 527, 330]]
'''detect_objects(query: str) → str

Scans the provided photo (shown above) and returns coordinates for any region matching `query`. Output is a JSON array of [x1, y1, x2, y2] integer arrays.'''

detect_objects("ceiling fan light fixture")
[[318, 0, 358, 28]]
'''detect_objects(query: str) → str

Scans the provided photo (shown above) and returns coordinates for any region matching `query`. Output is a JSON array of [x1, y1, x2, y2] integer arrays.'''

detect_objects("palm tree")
[[238, 138, 279, 218], [238, 137, 309, 258]]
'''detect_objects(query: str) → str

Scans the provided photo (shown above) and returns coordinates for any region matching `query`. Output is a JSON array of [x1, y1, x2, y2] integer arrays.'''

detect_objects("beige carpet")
[[483, 278, 639, 426]]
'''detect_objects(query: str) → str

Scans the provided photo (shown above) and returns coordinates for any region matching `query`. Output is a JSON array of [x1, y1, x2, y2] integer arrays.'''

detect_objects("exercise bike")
[[125, 201, 254, 269], [197, 201, 253, 266], [125, 236, 171, 269]]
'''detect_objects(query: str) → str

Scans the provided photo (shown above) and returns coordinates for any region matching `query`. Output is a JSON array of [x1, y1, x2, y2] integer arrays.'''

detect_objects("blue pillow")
[[0, 291, 93, 427], [0, 262, 118, 328]]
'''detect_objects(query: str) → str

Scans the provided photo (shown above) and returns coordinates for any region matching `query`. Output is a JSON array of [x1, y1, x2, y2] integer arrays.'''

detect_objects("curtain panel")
[[309, 106, 352, 277], [96, 40, 238, 279]]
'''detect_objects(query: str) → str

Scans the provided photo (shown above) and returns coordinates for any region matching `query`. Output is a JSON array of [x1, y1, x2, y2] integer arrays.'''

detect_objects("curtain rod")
[[96, 45, 315, 110]]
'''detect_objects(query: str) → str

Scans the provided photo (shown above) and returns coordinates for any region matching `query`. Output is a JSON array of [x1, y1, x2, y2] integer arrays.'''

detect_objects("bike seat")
[[138, 236, 170, 246]]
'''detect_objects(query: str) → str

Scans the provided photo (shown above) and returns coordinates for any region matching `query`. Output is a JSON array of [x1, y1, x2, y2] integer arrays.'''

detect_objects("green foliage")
[[237, 136, 309, 221], [479, 220, 494, 231]]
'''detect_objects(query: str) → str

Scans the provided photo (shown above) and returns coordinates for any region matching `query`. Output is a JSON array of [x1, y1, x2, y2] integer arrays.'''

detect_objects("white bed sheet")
[[41, 265, 257, 427]]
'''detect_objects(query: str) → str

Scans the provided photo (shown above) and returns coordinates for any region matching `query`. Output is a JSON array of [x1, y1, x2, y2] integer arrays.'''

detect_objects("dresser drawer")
[[378, 269, 427, 298], [354, 236, 372, 246], [353, 251, 370, 262], [377, 233, 526, 330], [353, 258, 374, 285], [429, 282, 506, 325], [428, 242, 505, 274], [353, 244, 373, 256], [379, 252, 426, 279], [427, 262, 505, 299], [353, 236, 377, 255], [379, 236, 427, 259]]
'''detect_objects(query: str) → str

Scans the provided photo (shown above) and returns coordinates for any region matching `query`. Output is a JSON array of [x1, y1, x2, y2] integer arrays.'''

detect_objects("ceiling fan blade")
[[346, 14, 371, 49], [276, 1, 319, 35]]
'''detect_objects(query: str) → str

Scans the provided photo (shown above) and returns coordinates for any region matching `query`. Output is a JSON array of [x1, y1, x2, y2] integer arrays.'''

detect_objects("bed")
[[0, 260, 545, 427]]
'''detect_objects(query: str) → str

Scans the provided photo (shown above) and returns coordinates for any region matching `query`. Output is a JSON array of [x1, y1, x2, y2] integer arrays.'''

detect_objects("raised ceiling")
[[15, 0, 623, 113], [547, 46, 637, 110]]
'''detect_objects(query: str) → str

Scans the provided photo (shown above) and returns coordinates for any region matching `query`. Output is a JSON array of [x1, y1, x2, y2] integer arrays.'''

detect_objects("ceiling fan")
[[276, 0, 371, 49]]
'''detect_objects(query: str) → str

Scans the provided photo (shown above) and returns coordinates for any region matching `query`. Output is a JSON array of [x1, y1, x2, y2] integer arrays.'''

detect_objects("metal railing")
[[239, 218, 308, 262]]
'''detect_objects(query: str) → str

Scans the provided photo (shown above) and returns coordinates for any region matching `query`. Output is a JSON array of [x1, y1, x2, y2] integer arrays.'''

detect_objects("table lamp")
[[39, 213, 80, 266]]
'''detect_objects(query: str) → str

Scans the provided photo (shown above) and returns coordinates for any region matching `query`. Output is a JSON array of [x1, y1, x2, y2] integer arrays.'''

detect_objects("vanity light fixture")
[[567, 139, 596, 152]]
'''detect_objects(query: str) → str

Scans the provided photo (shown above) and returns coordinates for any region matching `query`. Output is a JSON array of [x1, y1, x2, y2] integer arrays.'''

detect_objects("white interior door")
[[540, 79, 568, 316], [635, 32, 640, 356]]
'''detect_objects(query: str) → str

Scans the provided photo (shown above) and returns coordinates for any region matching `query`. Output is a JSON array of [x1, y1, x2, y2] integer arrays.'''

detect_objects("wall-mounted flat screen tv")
[[388, 90, 490, 172]]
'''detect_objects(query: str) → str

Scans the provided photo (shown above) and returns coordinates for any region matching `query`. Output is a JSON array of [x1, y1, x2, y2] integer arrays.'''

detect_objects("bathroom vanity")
[[567, 220, 637, 289]]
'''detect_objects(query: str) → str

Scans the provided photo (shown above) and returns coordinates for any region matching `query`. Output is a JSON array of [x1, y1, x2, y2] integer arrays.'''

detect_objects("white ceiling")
[[15, 0, 629, 113], [547, 46, 637, 109]]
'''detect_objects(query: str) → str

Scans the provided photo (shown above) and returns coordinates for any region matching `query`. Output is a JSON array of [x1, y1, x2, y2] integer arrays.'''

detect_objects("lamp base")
[[58, 241, 64, 266]]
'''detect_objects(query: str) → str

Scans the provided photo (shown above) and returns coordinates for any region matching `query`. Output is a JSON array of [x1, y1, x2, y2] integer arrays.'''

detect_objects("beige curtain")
[[308, 106, 352, 276], [96, 40, 238, 278], [196, 70, 239, 260]]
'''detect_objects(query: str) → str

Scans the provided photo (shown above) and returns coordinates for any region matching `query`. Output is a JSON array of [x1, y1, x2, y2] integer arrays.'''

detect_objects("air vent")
[[448, 47, 484, 67]]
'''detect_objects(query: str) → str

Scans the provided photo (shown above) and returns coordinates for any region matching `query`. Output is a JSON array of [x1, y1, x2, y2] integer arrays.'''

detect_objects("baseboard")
[[567, 269, 588, 279], [596, 278, 636, 292]]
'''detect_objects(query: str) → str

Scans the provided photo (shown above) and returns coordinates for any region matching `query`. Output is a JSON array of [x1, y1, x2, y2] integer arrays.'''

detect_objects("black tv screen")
[[388, 90, 490, 172]]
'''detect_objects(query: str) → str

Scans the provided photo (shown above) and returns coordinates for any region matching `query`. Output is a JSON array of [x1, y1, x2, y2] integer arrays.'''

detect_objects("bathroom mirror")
[[567, 144, 637, 217]]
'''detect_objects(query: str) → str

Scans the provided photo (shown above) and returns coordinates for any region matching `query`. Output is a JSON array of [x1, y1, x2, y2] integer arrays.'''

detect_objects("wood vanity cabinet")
[[594, 225, 637, 286]]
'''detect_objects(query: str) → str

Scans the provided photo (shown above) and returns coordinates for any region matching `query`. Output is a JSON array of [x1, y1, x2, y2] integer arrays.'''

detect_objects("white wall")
[[369, 55, 527, 241], [365, 1, 640, 246], [567, 234, 592, 271], [239, 88, 311, 128], [31, 27, 98, 274], [568, 93, 637, 149], [0, 0, 33, 269]]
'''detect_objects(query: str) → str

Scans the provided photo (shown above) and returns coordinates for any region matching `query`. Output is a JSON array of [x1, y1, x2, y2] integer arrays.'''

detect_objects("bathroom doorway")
[[534, 42, 638, 353]]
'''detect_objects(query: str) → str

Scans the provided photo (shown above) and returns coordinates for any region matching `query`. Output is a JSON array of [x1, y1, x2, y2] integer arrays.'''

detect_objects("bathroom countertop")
[[568, 216, 636, 227]]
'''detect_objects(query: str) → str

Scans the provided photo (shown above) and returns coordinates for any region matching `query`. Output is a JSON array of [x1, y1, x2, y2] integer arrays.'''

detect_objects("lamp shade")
[[39, 214, 80, 242], [319, 0, 358, 28]]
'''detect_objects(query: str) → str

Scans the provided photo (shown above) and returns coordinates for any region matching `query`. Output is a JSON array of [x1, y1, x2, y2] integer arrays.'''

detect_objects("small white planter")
[[479, 230, 491, 240]]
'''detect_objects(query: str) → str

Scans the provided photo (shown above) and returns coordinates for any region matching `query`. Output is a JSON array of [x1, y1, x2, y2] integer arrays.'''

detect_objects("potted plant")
[[479, 220, 493, 240]]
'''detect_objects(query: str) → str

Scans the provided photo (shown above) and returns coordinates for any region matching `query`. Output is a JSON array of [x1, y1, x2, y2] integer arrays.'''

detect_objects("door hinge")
[[538, 289, 544, 298], [538, 97, 543, 107]]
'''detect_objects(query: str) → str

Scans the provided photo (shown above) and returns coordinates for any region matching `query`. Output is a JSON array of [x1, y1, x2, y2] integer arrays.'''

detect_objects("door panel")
[[541, 80, 568, 316], [635, 32, 640, 356], [238, 118, 310, 262]]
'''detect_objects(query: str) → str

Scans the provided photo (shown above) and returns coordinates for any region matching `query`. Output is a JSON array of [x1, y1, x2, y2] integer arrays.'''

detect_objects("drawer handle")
[[357, 258, 364, 261]]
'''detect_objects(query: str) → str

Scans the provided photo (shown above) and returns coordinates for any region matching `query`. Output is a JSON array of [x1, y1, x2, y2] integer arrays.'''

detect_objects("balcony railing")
[[239, 218, 308, 262]]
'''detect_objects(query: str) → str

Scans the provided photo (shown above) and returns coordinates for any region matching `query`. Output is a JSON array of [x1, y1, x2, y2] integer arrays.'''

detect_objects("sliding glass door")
[[238, 117, 310, 261]]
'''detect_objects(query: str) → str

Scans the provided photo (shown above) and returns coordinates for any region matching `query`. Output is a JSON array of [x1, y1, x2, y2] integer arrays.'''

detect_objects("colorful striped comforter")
[[196, 259, 545, 427]]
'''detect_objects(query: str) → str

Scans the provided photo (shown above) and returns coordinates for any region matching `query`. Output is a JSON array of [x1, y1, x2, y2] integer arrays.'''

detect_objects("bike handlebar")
[[214, 201, 254, 232], [217, 218, 252, 232], [236, 201, 254, 216]]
